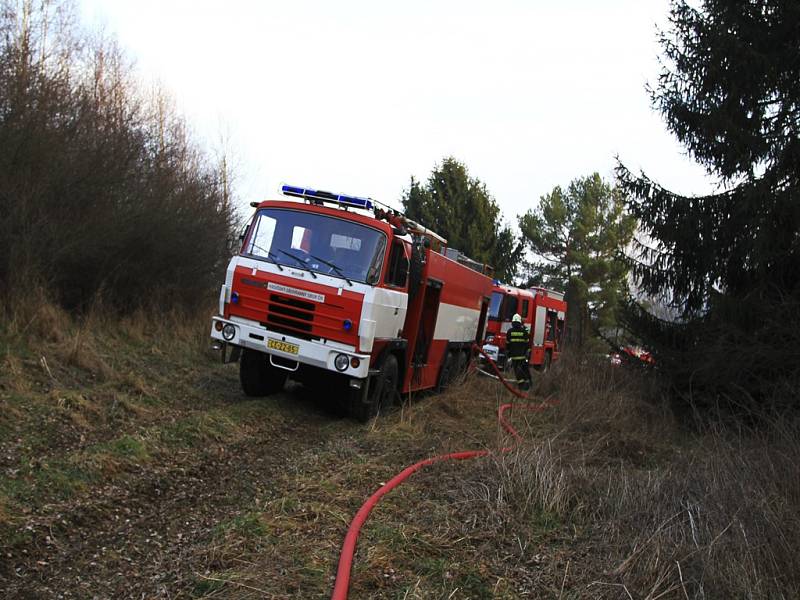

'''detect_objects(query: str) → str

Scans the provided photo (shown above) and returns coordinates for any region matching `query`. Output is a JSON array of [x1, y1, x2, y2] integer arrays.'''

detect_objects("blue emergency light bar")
[[281, 185, 374, 210]]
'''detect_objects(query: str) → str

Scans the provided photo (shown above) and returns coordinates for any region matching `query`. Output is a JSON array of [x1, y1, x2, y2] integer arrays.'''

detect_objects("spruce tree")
[[401, 157, 523, 281], [617, 0, 800, 408]]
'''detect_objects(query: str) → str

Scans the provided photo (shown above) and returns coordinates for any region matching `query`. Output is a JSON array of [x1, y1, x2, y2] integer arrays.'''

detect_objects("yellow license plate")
[[267, 338, 299, 355]]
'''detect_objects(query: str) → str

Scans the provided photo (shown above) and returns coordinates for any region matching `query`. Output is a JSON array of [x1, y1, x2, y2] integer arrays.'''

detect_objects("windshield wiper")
[[276, 248, 318, 279], [250, 243, 283, 271], [308, 253, 353, 286]]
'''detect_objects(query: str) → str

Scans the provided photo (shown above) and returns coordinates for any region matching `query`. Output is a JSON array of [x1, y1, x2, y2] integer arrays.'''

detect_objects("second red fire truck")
[[211, 185, 494, 420], [481, 282, 566, 372]]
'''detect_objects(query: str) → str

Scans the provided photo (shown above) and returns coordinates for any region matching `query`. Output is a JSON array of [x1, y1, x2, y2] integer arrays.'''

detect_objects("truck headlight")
[[334, 354, 349, 371], [222, 324, 236, 341]]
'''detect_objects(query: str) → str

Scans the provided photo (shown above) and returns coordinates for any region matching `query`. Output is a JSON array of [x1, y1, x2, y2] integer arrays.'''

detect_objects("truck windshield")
[[243, 208, 387, 284], [488, 291, 504, 320], [503, 295, 519, 320]]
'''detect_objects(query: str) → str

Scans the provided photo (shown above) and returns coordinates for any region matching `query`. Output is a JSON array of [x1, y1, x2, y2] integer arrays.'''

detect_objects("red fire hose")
[[330, 346, 556, 600]]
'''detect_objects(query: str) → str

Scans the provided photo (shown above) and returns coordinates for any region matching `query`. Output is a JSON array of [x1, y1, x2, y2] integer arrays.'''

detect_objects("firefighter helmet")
[[512, 313, 522, 323]]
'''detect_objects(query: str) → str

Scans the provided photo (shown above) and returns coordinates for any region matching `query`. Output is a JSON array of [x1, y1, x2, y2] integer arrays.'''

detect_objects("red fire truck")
[[210, 185, 494, 420], [481, 283, 566, 372]]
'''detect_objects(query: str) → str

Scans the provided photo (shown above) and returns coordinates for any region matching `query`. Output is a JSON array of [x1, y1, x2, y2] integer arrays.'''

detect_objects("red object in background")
[[612, 346, 655, 366]]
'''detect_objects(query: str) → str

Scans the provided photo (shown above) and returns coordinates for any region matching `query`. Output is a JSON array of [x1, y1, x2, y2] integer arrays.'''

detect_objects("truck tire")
[[350, 355, 398, 422], [240, 349, 287, 397], [455, 350, 468, 381], [437, 350, 456, 392]]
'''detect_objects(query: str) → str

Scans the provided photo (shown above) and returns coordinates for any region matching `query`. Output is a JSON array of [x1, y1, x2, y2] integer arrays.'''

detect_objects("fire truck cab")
[[210, 185, 493, 421], [482, 283, 566, 371]]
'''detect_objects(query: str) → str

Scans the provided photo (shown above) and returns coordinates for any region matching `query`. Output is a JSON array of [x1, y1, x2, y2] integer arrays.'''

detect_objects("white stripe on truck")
[[433, 302, 481, 343]]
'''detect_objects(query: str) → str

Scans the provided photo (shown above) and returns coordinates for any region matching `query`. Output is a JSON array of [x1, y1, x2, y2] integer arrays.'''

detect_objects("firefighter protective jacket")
[[506, 323, 530, 361]]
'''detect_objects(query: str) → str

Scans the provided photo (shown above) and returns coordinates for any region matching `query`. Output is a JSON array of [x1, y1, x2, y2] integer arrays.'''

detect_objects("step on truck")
[[211, 185, 494, 421], [481, 282, 566, 372]]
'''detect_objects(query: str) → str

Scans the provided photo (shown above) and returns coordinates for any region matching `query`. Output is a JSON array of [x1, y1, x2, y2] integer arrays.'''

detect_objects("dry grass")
[[0, 293, 224, 506], [3, 294, 798, 599], [1, 353, 29, 394], [461, 353, 800, 599]]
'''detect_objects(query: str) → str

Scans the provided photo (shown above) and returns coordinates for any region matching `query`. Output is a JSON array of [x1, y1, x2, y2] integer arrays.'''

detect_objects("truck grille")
[[263, 294, 316, 339]]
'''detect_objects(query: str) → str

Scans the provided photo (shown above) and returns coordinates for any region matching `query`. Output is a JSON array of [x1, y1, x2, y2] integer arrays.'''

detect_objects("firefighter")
[[507, 313, 532, 390]]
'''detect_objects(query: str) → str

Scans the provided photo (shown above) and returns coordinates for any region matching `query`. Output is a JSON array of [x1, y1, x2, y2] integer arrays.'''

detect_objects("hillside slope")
[[1, 305, 797, 599]]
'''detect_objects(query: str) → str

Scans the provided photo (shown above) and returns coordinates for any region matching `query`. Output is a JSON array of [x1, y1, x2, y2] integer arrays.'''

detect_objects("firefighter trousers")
[[510, 357, 532, 390]]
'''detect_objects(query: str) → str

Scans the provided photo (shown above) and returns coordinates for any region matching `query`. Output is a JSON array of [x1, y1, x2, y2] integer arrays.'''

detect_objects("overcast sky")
[[79, 0, 715, 221]]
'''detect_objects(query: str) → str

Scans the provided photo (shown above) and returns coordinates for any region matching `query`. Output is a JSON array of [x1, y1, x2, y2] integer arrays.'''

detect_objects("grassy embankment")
[[1, 296, 798, 599]]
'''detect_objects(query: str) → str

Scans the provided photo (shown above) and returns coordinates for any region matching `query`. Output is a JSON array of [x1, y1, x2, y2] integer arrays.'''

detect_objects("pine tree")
[[519, 173, 635, 346], [616, 0, 800, 408], [401, 157, 523, 281]]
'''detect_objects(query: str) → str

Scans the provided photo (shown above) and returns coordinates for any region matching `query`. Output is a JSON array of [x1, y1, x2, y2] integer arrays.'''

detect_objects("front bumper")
[[210, 315, 370, 379]]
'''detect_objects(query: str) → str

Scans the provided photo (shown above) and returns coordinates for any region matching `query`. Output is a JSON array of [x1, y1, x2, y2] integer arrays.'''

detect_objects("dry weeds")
[[461, 353, 800, 599], [2, 296, 798, 599]]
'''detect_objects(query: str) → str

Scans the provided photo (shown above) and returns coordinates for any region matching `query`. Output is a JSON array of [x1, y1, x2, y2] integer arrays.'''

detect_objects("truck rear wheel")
[[240, 349, 287, 397], [455, 350, 468, 381], [437, 351, 456, 392], [349, 355, 398, 422]]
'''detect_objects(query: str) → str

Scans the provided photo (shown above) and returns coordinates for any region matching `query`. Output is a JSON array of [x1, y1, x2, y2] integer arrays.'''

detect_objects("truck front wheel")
[[240, 349, 287, 397], [349, 355, 398, 422]]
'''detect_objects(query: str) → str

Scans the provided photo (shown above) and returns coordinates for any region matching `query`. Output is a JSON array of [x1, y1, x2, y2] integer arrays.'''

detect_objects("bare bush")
[[0, 0, 239, 313]]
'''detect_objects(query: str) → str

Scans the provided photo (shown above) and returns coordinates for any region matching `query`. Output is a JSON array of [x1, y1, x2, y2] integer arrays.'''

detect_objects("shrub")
[[0, 0, 238, 312]]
